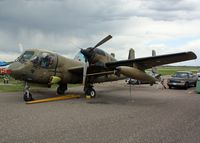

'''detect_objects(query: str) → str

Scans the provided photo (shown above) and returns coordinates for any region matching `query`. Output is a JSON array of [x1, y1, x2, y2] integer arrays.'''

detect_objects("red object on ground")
[[0, 68, 11, 74]]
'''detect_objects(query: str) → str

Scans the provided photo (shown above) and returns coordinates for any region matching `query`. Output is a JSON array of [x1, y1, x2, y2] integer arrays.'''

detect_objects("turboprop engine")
[[116, 66, 156, 84]]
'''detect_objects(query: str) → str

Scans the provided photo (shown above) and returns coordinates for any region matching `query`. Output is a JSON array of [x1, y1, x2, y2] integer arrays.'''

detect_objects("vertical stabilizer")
[[152, 50, 156, 57], [128, 48, 135, 60], [111, 53, 115, 58]]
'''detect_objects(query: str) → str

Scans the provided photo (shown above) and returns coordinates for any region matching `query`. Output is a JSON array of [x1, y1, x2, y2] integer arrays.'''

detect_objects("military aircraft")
[[7, 35, 197, 101]]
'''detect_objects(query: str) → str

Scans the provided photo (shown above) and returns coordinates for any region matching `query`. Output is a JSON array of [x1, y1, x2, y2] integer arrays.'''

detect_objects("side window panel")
[[40, 53, 56, 68]]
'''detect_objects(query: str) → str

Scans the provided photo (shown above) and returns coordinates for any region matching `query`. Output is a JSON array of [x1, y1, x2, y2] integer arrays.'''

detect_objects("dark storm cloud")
[[0, 0, 133, 55], [139, 0, 200, 20], [144, 0, 195, 11], [0, 0, 199, 60], [0, 0, 198, 34], [0, 0, 125, 34]]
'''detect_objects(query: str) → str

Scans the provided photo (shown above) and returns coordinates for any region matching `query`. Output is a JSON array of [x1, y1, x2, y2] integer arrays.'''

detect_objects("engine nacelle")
[[116, 66, 156, 83]]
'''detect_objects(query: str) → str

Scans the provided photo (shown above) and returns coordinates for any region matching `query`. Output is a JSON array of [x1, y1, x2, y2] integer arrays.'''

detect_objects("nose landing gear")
[[24, 82, 34, 101], [84, 85, 96, 98], [57, 84, 68, 95]]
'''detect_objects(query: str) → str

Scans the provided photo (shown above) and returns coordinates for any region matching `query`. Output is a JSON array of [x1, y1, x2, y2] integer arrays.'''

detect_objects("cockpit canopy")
[[16, 51, 35, 62], [74, 52, 85, 63], [16, 50, 56, 68]]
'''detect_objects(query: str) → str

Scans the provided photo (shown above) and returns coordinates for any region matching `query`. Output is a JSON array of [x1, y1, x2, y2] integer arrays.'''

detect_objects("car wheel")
[[184, 82, 189, 90], [194, 82, 197, 87]]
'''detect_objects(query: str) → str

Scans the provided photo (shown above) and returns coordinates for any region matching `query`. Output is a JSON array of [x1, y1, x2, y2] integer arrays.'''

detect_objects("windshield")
[[174, 72, 188, 78], [74, 52, 85, 63], [16, 51, 35, 62]]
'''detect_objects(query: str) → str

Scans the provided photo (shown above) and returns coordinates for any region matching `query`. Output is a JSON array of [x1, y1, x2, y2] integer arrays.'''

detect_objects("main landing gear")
[[57, 84, 68, 95], [24, 82, 34, 102], [84, 85, 96, 98]]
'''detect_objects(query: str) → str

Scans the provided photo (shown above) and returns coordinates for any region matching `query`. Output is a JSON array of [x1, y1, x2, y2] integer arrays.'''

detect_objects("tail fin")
[[128, 48, 135, 60], [111, 53, 115, 58], [152, 50, 156, 57]]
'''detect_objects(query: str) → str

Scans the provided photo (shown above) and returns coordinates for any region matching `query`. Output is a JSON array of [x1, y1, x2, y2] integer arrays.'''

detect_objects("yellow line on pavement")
[[26, 94, 80, 104]]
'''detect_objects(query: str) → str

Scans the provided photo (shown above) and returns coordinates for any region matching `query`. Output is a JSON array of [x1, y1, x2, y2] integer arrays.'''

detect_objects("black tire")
[[194, 82, 197, 87], [85, 88, 96, 98], [24, 92, 33, 101], [57, 84, 67, 95], [168, 85, 172, 89], [184, 82, 189, 90]]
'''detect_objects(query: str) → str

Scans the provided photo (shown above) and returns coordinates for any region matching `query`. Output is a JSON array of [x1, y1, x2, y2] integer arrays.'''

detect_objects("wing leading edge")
[[105, 51, 197, 70]]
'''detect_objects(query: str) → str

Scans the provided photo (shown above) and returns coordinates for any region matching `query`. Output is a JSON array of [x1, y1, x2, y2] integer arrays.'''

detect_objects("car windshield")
[[174, 72, 188, 78], [16, 51, 35, 62]]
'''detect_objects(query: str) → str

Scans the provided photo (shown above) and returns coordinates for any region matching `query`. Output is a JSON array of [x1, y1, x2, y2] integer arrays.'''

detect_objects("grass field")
[[0, 78, 80, 93], [0, 66, 199, 92], [156, 66, 200, 75]]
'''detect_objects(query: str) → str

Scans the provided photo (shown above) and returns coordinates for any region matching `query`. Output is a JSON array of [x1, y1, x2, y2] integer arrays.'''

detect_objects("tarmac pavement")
[[0, 81, 200, 143]]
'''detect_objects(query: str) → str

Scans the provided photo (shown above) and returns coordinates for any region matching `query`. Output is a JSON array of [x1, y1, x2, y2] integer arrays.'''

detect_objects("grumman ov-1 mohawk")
[[7, 35, 197, 101]]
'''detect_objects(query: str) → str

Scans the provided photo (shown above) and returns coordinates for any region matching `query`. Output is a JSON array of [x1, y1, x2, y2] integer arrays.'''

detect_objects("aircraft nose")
[[8, 62, 25, 79]]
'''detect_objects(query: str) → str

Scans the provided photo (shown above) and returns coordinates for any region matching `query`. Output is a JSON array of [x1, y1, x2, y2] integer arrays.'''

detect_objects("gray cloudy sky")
[[0, 0, 200, 65]]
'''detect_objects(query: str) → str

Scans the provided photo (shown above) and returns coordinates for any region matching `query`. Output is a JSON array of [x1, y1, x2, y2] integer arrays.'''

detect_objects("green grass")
[[0, 78, 81, 93], [0, 83, 24, 92], [157, 66, 200, 75]]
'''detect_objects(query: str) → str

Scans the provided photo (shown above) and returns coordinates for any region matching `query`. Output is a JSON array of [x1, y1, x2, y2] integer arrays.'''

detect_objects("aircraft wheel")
[[24, 92, 33, 101], [85, 88, 96, 98], [57, 84, 67, 95]]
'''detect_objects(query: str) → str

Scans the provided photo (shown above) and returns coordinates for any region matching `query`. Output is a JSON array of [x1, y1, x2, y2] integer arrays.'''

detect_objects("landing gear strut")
[[24, 82, 34, 101], [57, 84, 68, 95], [84, 85, 96, 98]]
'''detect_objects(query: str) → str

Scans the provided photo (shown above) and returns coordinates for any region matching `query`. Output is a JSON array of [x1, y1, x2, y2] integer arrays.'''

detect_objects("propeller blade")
[[18, 43, 24, 53], [82, 61, 88, 86], [80, 35, 112, 64], [93, 35, 112, 49]]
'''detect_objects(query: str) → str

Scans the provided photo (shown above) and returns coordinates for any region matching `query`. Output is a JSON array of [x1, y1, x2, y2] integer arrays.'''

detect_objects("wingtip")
[[187, 51, 197, 59]]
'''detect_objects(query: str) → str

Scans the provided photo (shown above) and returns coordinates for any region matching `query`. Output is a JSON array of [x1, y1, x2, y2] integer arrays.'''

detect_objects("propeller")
[[18, 43, 24, 53], [80, 35, 112, 63], [80, 35, 112, 87]]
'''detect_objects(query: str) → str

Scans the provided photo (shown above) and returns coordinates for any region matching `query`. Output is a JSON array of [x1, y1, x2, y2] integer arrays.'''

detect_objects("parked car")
[[167, 71, 198, 89], [197, 69, 200, 77]]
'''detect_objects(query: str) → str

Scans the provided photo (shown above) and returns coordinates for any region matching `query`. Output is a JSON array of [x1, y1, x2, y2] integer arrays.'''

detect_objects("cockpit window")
[[30, 52, 56, 68], [74, 52, 85, 63], [39, 52, 55, 68], [16, 51, 34, 62]]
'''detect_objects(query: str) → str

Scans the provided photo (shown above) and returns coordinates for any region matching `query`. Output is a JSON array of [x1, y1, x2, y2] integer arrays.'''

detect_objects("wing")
[[105, 51, 197, 70], [68, 51, 196, 81]]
